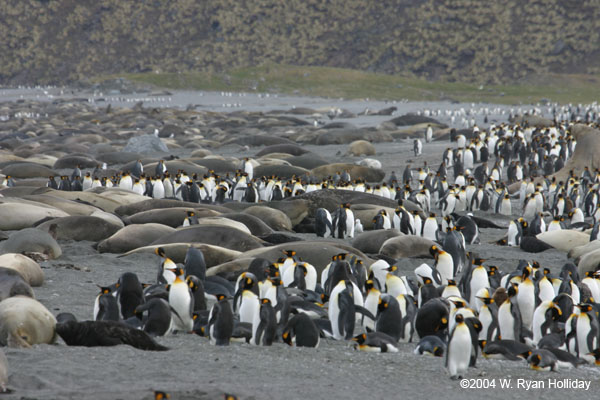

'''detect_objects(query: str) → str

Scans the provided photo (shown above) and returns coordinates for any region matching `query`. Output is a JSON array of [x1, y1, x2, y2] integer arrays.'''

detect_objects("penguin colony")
[[2, 96, 600, 395]]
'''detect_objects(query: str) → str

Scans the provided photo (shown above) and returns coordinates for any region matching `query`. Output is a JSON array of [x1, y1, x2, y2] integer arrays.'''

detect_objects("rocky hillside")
[[2, 0, 600, 85]]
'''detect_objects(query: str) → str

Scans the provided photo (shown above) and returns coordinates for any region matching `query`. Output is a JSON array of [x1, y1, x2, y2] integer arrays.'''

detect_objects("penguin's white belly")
[[448, 327, 471, 376], [498, 304, 515, 340], [169, 285, 192, 331]]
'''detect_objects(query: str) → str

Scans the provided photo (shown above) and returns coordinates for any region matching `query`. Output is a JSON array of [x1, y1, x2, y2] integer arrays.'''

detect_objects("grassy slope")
[[105, 65, 600, 105]]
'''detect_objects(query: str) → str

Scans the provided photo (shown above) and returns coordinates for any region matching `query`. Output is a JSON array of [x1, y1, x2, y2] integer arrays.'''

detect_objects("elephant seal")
[[150, 225, 264, 252], [348, 140, 376, 156], [255, 144, 309, 157], [0, 296, 57, 348], [379, 236, 437, 259], [577, 248, 600, 277], [536, 230, 590, 253], [236, 241, 373, 275], [0, 254, 44, 286], [0, 162, 57, 179], [96, 224, 176, 254], [0, 228, 62, 259], [22, 194, 104, 216], [351, 204, 397, 230], [0, 202, 69, 230], [284, 153, 329, 170], [243, 206, 293, 231], [119, 243, 241, 267], [36, 216, 121, 242], [114, 199, 230, 216], [56, 320, 167, 351], [124, 207, 221, 228], [352, 230, 404, 254], [206, 258, 255, 279], [53, 155, 98, 169], [0, 268, 33, 301], [195, 217, 251, 235], [220, 213, 274, 237], [568, 240, 600, 260], [311, 163, 385, 182], [291, 189, 421, 218]]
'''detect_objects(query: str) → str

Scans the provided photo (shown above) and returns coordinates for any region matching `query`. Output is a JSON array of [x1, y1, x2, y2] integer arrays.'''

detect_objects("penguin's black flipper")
[[56, 320, 168, 351], [354, 305, 376, 322], [338, 290, 355, 340]]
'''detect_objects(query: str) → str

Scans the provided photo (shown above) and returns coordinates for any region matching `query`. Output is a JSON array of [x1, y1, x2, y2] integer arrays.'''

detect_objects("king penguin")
[[207, 294, 234, 346], [167, 267, 194, 333], [315, 208, 333, 238], [251, 298, 277, 346], [497, 283, 523, 341], [446, 313, 473, 379], [282, 313, 320, 348]]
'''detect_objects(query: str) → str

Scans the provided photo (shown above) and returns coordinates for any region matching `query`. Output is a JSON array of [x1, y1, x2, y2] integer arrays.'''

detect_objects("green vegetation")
[[109, 65, 600, 104], [1, 0, 600, 95]]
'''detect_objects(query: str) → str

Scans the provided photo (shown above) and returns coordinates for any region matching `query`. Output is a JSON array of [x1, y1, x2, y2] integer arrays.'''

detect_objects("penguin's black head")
[[528, 353, 541, 366], [576, 303, 593, 312], [187, 211, 195, 217], [266, 264, 279, 278], [365, 280, 375, 291], [282, 330, 292, 346], [154, 391, 170, 400], [454, 314, 465, 324], [284, 250, 296, 257], [352, 333, 367, 344], [224, 395, 239, 400], [507, 283, 518, 297], [216, 294, 228, 301], [447, 279, 456, 286], [429, 245, 438, 257], [378, 297, 389, 312], [155, 247, 166, 257]]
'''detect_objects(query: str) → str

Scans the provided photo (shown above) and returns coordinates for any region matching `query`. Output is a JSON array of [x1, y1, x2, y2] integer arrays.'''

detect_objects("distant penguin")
[[425, 124, 433, 143], [282, 313, 320, 348], [93, 287, 120, 322], [184, 247, 206, 281], [375, 294, 403, 342], [155, 247, 178, 284], [234, 273, 260, 324], [167, 268, 194, 333], [527, 349, 558, 371], [207, 294, 234, 346], [446, 314, 473, 379], [332, 203, 355, 239], [414, 335, 446, 357], [186, 275, 207, 311], [135, 298, 173, 337], [117, 272, 144, 320], [422, 213, 439, 241], [455, 215, 479, 244], [352, 332, 399, 353], [575, 303, 599, 357], [315, 208, 333, 238], [497, 284, 522, 341], [517, 266, 536, 331], [414, 139, 423, 156], [251, 298, 277, 346], [531, 300, 562, 346]]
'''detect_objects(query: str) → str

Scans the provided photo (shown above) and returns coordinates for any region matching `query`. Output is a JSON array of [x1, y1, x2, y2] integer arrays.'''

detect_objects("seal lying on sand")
[[0, 296, 57, 348], [56, 320, 168, 351]]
